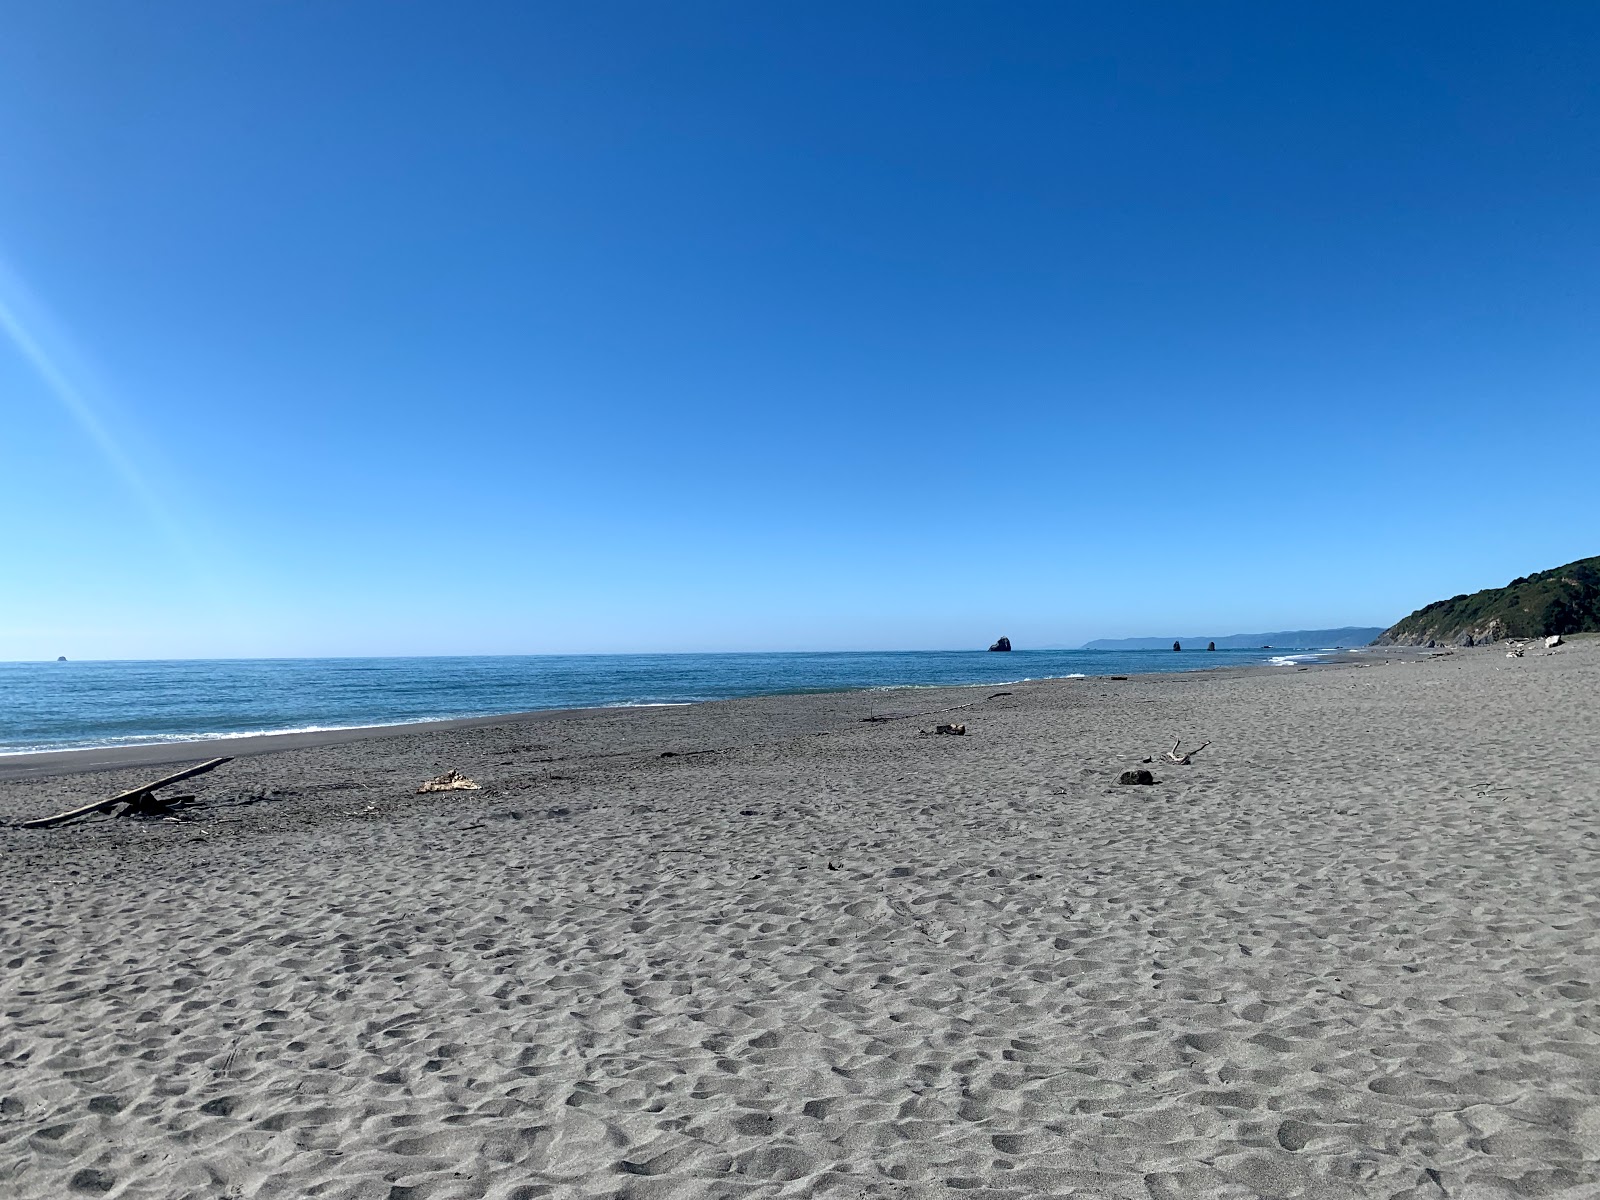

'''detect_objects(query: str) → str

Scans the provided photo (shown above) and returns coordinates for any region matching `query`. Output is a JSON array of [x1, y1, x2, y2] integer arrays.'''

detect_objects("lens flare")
[[0, 255, 192, 558]]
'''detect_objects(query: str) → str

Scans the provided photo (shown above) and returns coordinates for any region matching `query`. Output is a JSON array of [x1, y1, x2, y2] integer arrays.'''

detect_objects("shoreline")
[[0, 652, 1366, 781]]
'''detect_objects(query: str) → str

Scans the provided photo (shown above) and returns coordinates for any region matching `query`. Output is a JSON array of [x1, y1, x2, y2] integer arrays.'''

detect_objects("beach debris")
[[1507, 647, 1524, 657], [1164, 739, 1210, 765], [1546, 634, 1564, 649], [989, 636, 1012, 652], [19, 757, 233, 830], [864, 699, 981, 723], [1108, 675, 1129, 681], [933, 723, 966, 736], [119, 793, 197, 820], [417, 770, 480, 794], [1118, 769, 1156, 786]]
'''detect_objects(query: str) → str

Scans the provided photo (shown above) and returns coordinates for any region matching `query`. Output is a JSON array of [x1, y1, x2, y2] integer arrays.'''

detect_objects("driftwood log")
[[19, 757, 233, 829]]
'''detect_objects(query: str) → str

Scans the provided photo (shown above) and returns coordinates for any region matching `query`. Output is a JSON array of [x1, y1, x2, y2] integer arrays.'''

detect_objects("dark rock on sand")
[[1118, 769, 1155, 785], [988, 637, 1011, 652]]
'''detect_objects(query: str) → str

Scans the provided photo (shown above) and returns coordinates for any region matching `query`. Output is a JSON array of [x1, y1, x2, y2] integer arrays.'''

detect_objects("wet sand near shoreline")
[[3, 641, 1597, 1198], [0, 705, 623, 784]]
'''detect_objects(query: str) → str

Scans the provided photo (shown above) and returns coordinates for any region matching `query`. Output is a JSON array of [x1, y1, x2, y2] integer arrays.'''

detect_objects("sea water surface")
[[0, 648, 1325, 755]]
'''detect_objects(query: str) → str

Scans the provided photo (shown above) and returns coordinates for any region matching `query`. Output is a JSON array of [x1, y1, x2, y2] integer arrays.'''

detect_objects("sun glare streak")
[[0, 258, 198, 564]]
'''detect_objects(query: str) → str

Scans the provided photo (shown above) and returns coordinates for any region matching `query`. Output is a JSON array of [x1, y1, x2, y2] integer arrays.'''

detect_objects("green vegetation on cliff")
[[1378, 556, 1600, 646]]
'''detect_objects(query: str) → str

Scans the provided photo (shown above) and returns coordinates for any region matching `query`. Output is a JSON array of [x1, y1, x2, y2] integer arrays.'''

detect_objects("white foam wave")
[[0, 701, 714, 756], [1269, 652, 1325, 667], [0, 719, 463, 757]]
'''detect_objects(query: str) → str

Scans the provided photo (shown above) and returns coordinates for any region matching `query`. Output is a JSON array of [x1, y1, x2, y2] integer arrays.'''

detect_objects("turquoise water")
[[0, 648, 1324, 754]]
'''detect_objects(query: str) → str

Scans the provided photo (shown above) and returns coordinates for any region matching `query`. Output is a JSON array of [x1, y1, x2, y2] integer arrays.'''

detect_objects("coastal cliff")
[[1376, 555, 1600, 646]]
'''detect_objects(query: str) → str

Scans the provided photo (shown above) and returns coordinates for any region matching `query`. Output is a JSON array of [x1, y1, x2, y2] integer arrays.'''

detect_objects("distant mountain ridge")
[[1376, 555, 1600, 646], [1081, 627, 1385, 651]]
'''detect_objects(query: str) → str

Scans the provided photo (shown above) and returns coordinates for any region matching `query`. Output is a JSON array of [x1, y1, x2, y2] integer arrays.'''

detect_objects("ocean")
[[0, 647, 1329, 755]]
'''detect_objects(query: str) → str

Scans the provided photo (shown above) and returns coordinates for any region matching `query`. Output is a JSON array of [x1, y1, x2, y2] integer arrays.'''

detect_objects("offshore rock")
[[988, 637, 1012, 652]]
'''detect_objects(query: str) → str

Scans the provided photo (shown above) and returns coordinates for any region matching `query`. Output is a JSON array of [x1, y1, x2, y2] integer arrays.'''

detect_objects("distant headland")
[[1081, 627, 1385, 651], [1376, 555, 1599, 647]]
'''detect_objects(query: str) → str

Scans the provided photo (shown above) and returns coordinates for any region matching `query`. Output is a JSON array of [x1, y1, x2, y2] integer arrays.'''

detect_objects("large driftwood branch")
[[19, 757, 233, 829]]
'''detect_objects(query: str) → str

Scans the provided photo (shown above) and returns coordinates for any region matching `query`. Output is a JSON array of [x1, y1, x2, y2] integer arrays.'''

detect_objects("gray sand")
[[2, 641, 1598, 1198]]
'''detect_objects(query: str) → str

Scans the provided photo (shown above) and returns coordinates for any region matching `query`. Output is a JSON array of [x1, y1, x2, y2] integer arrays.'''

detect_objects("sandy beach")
[[3, 641, 1598, 1199]]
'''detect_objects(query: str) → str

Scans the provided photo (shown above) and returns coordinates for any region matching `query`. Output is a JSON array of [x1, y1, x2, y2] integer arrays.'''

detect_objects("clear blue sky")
[[2, 3, 1596, 659]]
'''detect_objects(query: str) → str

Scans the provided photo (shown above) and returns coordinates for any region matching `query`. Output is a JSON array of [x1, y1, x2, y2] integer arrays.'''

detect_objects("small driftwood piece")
[[863, 700, 979, 724], [1164, 739, 1209, 765], [919, 723, 966, 737], [20, 757, 233, 830]]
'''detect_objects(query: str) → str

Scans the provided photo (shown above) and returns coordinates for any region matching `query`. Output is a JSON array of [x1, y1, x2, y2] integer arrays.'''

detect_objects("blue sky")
[[1, 3, 1596, 659]]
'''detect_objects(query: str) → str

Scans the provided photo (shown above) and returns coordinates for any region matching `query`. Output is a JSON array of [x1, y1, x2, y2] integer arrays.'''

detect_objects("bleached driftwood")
[[417, 770, 480, 794], [1164, 739, 1209, 765]]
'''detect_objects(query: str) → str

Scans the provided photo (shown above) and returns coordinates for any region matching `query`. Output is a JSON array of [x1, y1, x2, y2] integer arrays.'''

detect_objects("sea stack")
[[1207, 641, 1215, 651], [1172, 641, 1181, 651], [988, 636, 1012, 652]]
